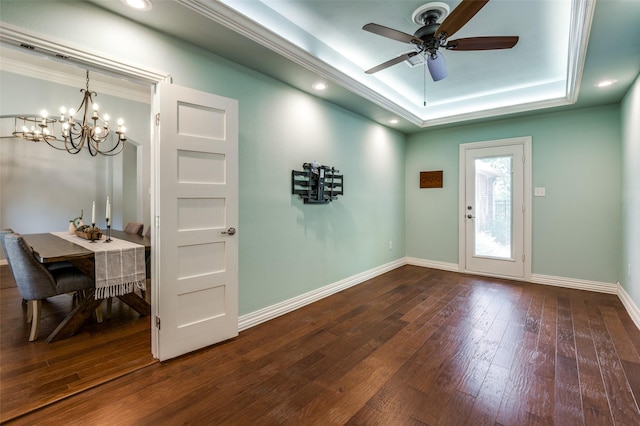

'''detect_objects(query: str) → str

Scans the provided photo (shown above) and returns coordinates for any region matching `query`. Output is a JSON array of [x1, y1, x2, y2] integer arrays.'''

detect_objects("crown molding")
[[180, 0, 593, 128]]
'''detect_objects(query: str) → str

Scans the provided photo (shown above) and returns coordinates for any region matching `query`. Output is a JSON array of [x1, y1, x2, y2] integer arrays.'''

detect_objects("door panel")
[[459, 138, 531, 280], [156, 82, 238, 361]]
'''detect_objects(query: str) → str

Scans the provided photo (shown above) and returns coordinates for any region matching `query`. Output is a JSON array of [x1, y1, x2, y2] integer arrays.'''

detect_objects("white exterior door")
[[154, 82, 238, 361], [459, 137, 531, 280]]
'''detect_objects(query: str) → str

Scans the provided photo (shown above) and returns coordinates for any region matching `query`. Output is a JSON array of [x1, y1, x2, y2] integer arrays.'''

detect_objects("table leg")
[[117, 293, 151, 316], [45, 289, 103, 343]]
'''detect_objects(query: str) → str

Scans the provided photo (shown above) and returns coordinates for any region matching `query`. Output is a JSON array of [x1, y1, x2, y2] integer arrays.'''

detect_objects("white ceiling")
[[220, 0, 575, 123], [3, 0, 639, 134]]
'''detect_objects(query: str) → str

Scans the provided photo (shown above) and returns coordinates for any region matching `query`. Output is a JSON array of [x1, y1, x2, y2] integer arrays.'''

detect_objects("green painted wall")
[[406, 105, 622, 284], [0, 1, 406, 315], [621, 75, 640, 307]]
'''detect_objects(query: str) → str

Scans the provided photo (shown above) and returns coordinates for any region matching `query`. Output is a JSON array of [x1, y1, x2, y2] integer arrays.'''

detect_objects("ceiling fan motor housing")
[[414, 23, 440, 42]]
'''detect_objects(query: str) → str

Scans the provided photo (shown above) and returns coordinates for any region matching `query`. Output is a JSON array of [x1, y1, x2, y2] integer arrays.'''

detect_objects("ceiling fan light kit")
[[427, 52, 447, 81], [363, 0, 519, 88]]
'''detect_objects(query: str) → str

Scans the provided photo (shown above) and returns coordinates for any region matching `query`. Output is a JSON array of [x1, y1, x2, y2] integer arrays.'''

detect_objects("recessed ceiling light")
[[122, 0, 153, 11], [312, 82, 328, 91], [595, 79, 617, 88], [388, 119, 399, 124]]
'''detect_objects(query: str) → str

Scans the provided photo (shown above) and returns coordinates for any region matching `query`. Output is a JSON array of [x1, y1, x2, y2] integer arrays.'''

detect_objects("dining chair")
[[0, 228, 14, 257], [124, 222, 144, 236], [3, 233, 94, 341]]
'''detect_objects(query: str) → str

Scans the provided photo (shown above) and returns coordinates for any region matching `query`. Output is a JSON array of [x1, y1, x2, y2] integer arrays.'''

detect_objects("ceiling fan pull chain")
[[423, 52, 427, 106]]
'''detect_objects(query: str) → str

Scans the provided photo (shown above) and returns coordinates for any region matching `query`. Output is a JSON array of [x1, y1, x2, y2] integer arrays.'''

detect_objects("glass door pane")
[[474, 156, 512, 259]]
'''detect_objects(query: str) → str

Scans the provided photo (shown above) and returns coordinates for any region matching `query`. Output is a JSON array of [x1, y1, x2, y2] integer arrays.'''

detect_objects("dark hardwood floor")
[[3, 265, 640, 425], [0, 265, 156, 423]]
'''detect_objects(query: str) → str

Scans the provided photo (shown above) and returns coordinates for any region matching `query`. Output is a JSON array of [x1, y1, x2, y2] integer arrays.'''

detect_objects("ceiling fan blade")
[[436, 0, 490, 39], [446, 36, 519, 50], [362, 23, 423, 45], [365, 51, 418, 74]]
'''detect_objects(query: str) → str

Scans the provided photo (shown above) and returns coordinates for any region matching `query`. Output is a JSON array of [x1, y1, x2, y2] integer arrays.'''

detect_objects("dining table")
[[22, 230, 151, 343]]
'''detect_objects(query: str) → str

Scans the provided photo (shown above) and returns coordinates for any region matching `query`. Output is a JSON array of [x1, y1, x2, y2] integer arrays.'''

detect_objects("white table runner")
[[51, 232, 146, 299]]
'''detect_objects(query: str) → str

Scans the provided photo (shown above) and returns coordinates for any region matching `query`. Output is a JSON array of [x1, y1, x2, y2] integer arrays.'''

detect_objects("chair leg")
[[95, 305, 104, 323], [26, 300, 33, 323], [29, 300, 42, 342], [106, 297, 113, 319]]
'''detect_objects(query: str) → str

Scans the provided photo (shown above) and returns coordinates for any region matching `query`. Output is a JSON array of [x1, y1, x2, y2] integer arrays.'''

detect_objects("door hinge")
[[155, 113, 160, 126], [155, 316, 161, 330]]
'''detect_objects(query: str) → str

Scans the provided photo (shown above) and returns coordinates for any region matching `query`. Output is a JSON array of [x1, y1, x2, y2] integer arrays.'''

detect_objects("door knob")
[[222, 227, 236, 235], [467, 214, 475, 219]]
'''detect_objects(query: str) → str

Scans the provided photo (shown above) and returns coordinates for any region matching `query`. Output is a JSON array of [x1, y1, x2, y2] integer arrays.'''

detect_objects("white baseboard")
[[618, 283, 640, 330], [405, 257, 459, 272], [531, 273, 618, 294], [238, 258, 406, 331], [237, 257, 640, 333]]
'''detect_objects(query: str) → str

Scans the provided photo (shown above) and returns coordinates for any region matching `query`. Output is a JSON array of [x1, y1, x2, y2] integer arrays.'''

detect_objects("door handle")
[[222, 227, 236, 236], [467, 214, 475, 219]]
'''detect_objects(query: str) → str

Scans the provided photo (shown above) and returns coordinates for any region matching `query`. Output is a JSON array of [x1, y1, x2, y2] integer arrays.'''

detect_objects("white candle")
[[106, 197, 110, 222], [91, 201, 96, 225]]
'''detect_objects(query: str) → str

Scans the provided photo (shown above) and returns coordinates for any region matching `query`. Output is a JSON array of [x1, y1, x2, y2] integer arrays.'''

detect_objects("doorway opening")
[[0, 28, 168, 422]]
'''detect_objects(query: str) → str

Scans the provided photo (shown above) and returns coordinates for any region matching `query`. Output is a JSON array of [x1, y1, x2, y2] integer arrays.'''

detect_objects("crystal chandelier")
[[11, 70, 127, 156]]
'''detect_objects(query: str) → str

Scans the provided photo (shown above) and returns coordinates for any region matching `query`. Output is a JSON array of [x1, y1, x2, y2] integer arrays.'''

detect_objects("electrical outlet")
[[534, 187, 546, 197], [389, 240, 392, 251]]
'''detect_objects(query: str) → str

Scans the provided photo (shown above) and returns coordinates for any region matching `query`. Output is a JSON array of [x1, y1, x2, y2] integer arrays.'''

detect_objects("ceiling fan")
[[362, 0, 519, 82]]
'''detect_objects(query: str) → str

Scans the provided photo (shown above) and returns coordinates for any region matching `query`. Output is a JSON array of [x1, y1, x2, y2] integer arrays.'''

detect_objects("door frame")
[[458, 136, 532, 281], [1, 25, 171, 358]]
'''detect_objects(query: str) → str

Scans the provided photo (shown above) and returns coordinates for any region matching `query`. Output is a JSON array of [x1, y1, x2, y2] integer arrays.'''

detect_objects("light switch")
[[534, 187, 546, 197]]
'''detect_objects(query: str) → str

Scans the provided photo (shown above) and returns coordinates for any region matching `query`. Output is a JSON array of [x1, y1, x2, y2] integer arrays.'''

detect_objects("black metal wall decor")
[[292, 161, 343, 204]]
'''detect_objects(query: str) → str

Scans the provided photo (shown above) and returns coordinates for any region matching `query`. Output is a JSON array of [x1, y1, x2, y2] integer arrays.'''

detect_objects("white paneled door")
[[459, 137, 531, 280], [155, 82, 238, 361]]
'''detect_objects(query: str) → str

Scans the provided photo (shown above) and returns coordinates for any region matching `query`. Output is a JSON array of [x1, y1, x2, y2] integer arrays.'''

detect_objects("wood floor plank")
[[4, 265, 640, 425], [572, 297, 616, 425], [586, 301, 640, 424]]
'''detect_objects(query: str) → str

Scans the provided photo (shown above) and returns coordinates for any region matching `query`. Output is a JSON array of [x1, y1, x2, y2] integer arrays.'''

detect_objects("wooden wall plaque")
[[420, 171, 443, 188]]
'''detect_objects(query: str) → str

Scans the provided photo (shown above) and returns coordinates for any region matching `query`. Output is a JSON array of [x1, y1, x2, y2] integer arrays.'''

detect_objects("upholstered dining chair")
[[124, 222, 144, 236], [0, 228, 14, 257], [4, 233, 94, 341]]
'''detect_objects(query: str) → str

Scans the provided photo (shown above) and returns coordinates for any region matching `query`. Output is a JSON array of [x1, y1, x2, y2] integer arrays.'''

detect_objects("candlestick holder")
[[89, 223, 97, 242], [105, 221, 112, 243]]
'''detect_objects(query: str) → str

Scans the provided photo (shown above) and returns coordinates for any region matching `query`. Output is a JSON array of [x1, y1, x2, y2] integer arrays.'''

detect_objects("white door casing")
[[155, 82, 239, 361], [459, 137, 531, 280]]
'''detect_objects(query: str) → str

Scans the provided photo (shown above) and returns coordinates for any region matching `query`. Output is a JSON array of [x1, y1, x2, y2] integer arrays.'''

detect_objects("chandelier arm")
[[43, 138, 74, 151], [99, 141, 126, 156], [66, 125, 86, 151]]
